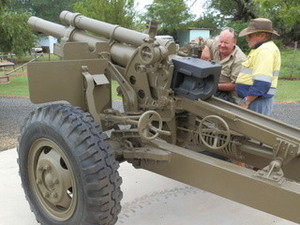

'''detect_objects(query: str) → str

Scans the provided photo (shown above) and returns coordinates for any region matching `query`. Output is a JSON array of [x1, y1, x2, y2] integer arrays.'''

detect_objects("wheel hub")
[[33, 146, 74, 212]]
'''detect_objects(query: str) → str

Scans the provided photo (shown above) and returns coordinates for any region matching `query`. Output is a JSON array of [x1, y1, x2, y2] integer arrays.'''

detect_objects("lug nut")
[[44, 165, 51, 171], [44, 192, 50, 198], [52, 192, 58, 198], [53, 178, 59, 185], [36, 179, 42, 185]]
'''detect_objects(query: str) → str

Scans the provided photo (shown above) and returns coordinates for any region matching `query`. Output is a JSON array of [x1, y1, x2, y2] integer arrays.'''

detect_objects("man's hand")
[[239, 101, 250, 109], [200, 46, 212, 61], [239, 96, 258, 109]]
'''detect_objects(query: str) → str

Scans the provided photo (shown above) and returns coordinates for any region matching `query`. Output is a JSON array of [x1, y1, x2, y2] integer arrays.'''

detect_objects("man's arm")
[[200, 39, 215, 61], [218, 83, 235, 91], [200, 46, 212, 61]]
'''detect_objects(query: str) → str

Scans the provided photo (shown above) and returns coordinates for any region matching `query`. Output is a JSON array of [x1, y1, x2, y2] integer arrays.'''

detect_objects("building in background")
[[36, 35, 57, 53], [177, 28, 211, 46]]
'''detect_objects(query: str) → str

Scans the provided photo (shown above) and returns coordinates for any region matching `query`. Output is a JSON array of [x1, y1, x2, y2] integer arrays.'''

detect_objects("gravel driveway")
[[1, 96, 300, 151]]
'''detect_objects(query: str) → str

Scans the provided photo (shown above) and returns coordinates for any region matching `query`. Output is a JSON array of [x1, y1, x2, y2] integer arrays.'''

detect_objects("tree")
[[8, 0, 78, 22], [254, 0, 300, 27], [205, 0, 257, 22], [0, 12, 36, 55], [0, 0, 8, 5], [190, 12, 226, 37], [73, 0, 136, 29], [0, 0, 8, 8], [254, 0, 300, 43], [142, 0, 195, 36]]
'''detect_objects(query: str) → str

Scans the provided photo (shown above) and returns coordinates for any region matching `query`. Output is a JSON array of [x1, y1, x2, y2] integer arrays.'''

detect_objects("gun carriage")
[[18, 11, 300, 225]]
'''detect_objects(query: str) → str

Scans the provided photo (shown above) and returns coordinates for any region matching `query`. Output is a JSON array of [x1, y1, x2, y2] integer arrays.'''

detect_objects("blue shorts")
[[248, 97, 274, 116]]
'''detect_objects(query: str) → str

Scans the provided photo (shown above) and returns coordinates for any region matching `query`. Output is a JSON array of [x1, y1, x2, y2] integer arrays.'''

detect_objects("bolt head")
[[52, 192, 58, 198], [36, 179, 42, 185], [44, 165, 51, 171], [258, 171, 264, 176], [53, 178, 59, 185]]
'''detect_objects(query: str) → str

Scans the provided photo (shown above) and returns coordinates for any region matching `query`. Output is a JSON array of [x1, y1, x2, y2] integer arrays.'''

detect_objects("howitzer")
[[18, 11, 300, 225]]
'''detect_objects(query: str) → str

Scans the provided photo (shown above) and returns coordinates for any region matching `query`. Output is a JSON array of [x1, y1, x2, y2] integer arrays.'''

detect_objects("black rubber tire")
[[18, 103, 122, 225]]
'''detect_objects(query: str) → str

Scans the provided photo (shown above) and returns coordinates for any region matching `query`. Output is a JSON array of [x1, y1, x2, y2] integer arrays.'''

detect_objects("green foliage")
[[111, 80, 122, 101], [273, 39, 283, 49], [190, 13, 225, 37], [280, 49, 300, 79], [8, 0, 78, 22], [253, 0, 300, 43], [254, 0, 300, 27], [206, 0, 300, 45], [74, 0, 136, 28], [0, 0, 9, 10], [142, 0, 194, 36], [205, 0, 257, 21], [0, 12, 36, 55]]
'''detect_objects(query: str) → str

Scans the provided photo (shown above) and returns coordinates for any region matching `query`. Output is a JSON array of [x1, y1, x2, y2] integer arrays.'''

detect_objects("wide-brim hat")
[[239, 18, 279, 37]]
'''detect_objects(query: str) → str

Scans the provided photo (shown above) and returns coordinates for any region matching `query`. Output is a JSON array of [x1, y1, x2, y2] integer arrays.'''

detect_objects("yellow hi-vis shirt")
[[235, 41, 281, 98]]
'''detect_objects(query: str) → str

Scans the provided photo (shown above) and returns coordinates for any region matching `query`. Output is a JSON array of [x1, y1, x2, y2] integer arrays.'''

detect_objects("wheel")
[[18, 103, 122, 225]]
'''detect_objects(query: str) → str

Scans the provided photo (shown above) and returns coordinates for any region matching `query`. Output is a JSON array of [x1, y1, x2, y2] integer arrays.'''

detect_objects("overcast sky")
[[135, 0, 204, 18]]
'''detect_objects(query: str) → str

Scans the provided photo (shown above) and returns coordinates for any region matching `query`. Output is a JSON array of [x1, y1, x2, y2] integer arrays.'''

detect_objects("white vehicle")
[[155, 35, 175, 41]]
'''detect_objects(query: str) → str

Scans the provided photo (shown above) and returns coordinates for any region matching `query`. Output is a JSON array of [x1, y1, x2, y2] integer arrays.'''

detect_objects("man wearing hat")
[[235, 18, 281, 115]]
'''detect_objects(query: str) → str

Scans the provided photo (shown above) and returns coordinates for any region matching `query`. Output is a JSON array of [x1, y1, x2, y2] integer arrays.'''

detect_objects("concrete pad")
[[0, 149, 297, 225]]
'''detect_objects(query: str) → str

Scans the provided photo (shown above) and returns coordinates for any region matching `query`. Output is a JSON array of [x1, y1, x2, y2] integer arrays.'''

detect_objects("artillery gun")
[[18, 11, 300, 225]]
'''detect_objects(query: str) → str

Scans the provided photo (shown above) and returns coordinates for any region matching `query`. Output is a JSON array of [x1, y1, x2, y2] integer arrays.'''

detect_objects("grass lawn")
[[280, 49, 300, 79], [275, 80, 300, 102], [0, 75, 122, 100], [0, 49, 299, 102], [0, 76, 29, 97], [1, 75, 299, 102]]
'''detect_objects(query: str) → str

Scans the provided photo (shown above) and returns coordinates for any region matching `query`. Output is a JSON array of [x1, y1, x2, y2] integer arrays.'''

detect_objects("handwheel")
[[138, 110, 163, 140], [18, 104, 122, 225], [199, 115, 231, 150]]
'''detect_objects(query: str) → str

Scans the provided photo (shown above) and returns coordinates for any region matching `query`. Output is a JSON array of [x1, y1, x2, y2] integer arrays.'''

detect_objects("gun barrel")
[[28, 16, 106, 50], [28, 16, 66, 39], [28, 15, 136, 66], [60, 11, 148, 46]]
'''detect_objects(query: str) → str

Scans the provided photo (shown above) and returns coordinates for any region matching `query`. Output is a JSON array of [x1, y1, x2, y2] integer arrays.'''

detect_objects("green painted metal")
[[26, 11, 300, 224]]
